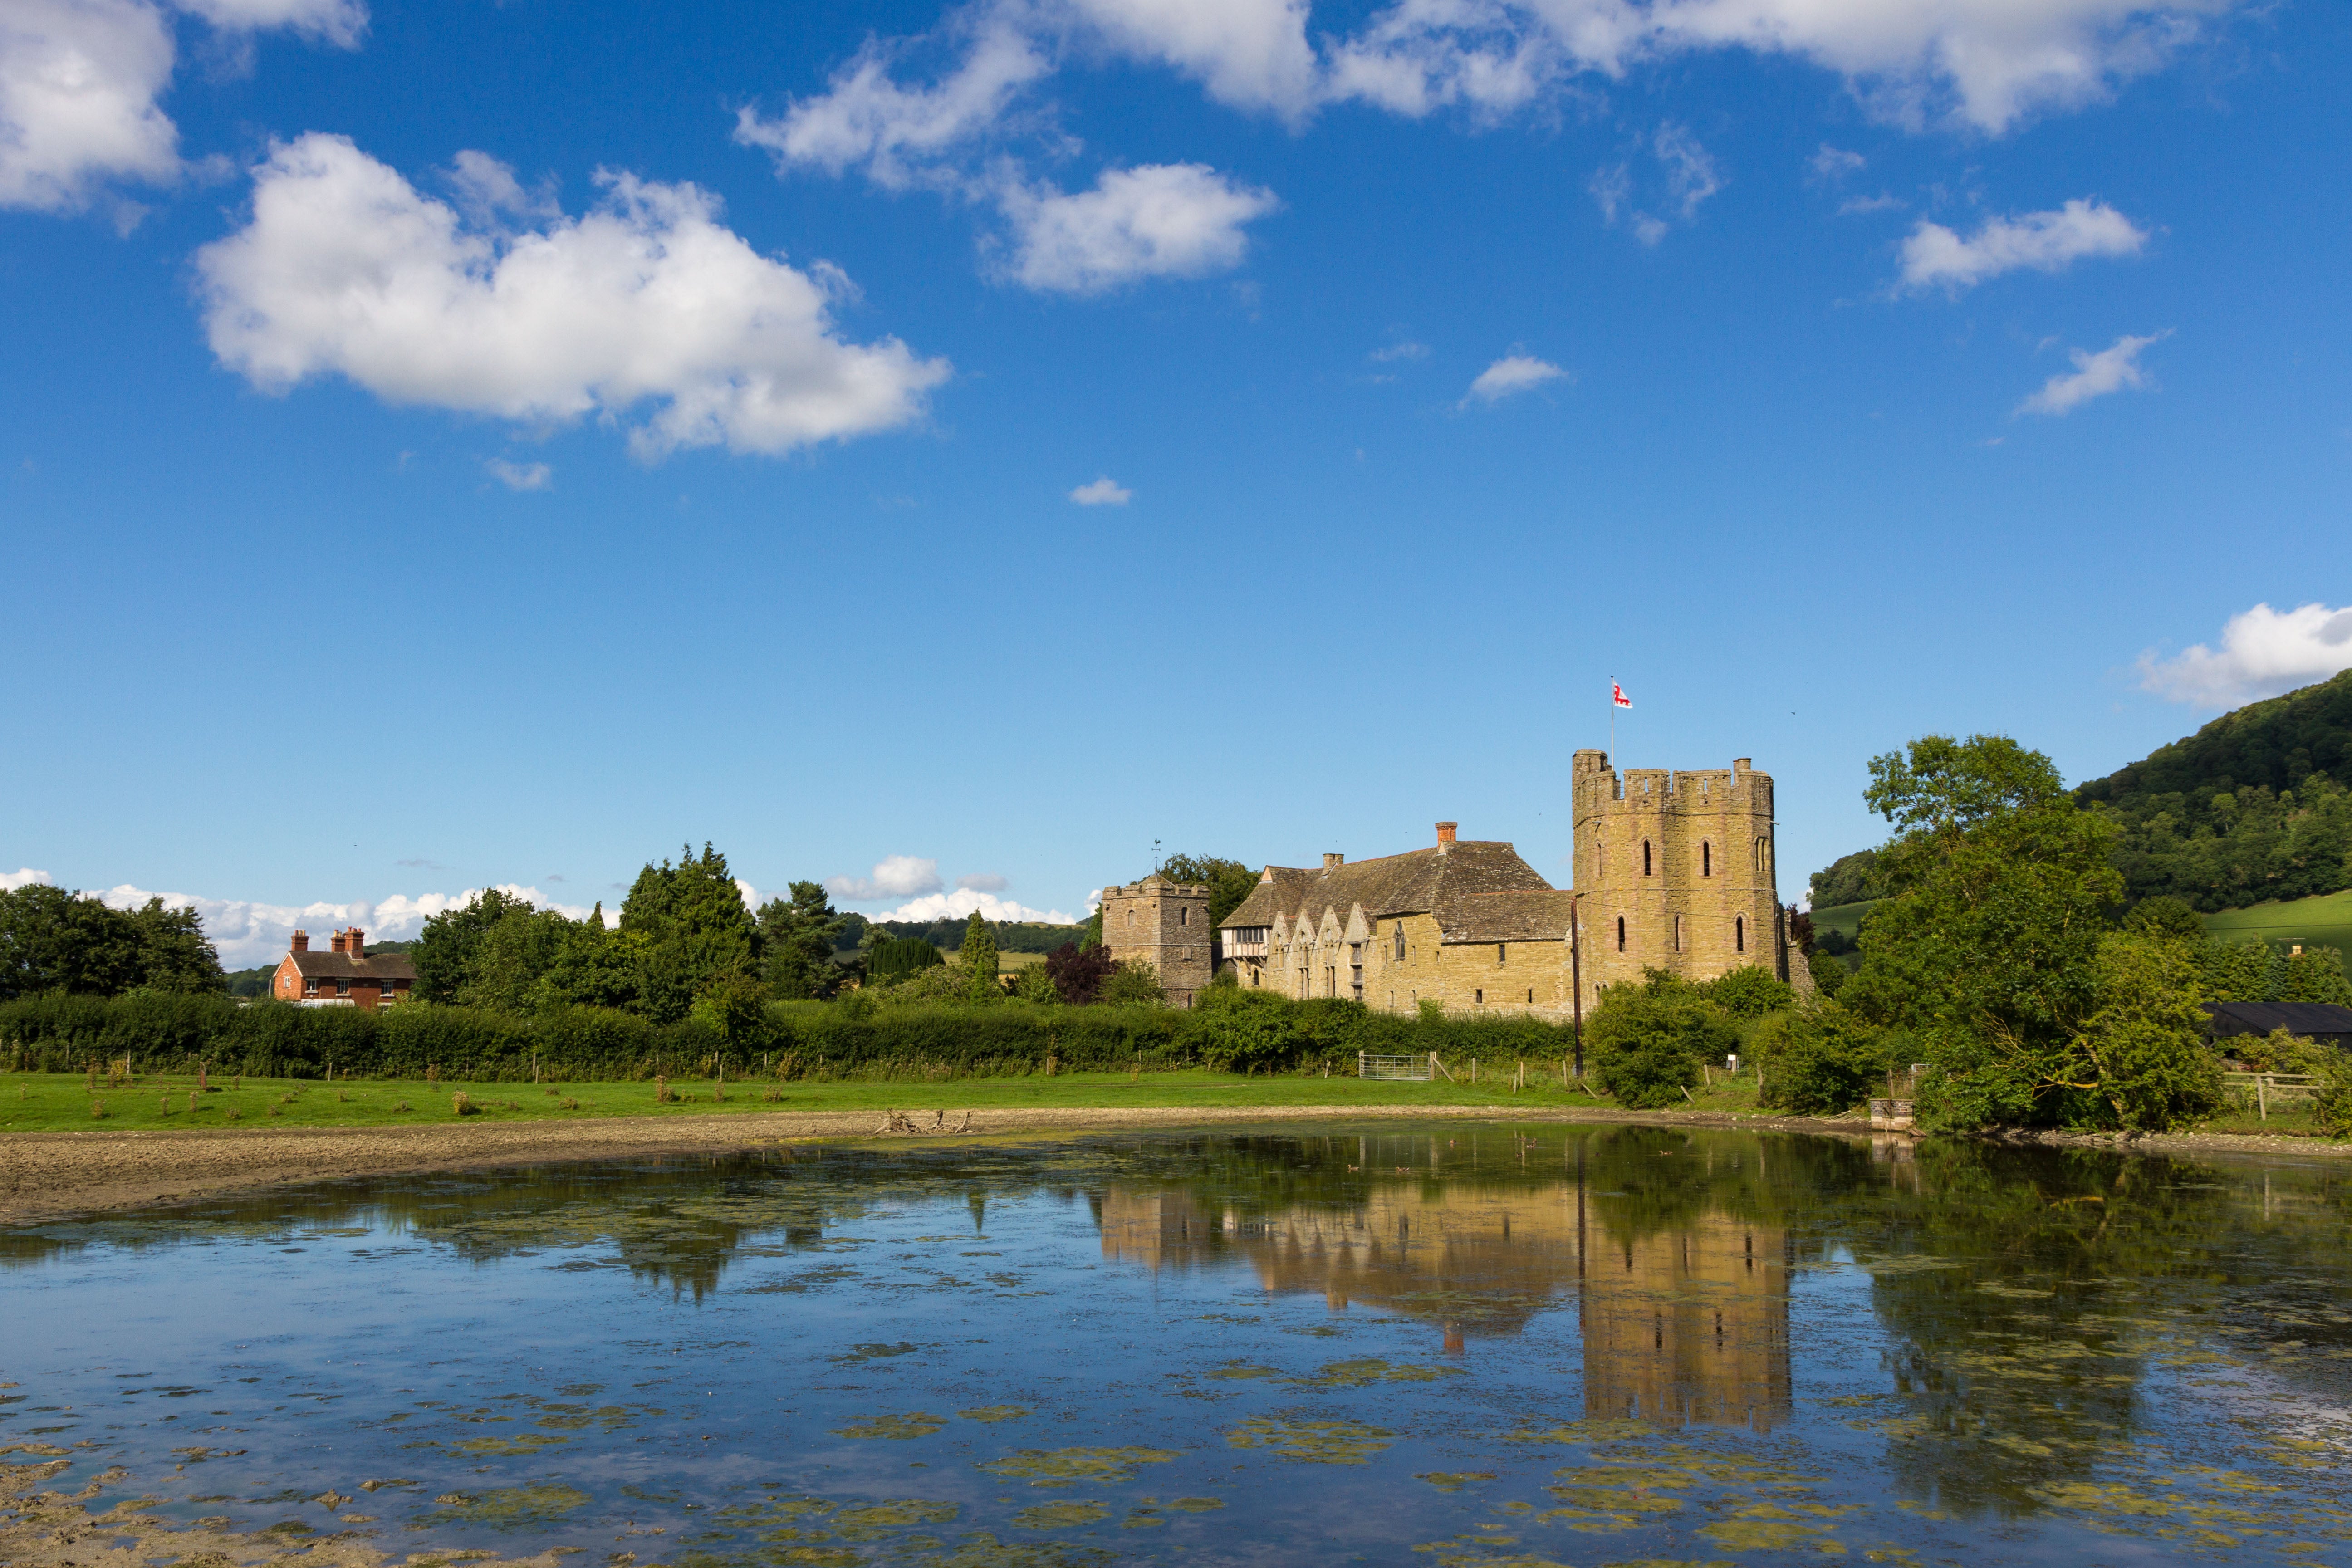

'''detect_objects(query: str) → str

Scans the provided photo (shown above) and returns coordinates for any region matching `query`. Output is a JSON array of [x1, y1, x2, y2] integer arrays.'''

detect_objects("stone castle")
[[1099, 752, 1801, 1015]]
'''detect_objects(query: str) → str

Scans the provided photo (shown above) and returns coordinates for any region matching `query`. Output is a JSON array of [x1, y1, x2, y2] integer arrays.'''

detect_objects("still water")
[[5, 1122, 2351, 1567]]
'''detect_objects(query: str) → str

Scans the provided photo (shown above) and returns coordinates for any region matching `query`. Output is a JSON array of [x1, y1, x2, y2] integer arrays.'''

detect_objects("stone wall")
[[1098, 875, 1214, 1007]]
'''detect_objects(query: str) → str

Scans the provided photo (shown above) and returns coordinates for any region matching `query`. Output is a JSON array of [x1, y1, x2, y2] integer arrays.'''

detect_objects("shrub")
[[1014, 965, 1060, 1004], [1101, 960, 1165, 1007], [1184, 987, 1298, 1072], [1697, 966, 1794, 1020], [1806, 947, 1849, 999], [867, 936, 944, 987], [1585, 976, 1738, 1108], [1754, 1003, 1889, 1116]]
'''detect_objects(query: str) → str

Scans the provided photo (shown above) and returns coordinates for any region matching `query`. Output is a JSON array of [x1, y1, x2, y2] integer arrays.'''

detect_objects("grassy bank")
[[2201, 887, 2352, 957], [0, 1064, 1776, 1134]]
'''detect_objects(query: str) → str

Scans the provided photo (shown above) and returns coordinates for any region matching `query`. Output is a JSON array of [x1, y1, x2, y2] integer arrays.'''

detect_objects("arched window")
[[1642, 840, 1652, 876], [1702, 841, 1711, 877], [1616, 916, 1626, 951], [1735, 915, 1745, 952]]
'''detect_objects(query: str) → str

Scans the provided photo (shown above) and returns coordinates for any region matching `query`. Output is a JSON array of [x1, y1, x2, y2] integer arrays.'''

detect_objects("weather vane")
[[1152, 838, 1162, 872]]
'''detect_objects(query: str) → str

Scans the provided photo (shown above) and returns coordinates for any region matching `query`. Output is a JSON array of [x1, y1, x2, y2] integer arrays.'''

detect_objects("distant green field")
[[2202, 889, 2352, 957], [1808, 900, 1879, 944]]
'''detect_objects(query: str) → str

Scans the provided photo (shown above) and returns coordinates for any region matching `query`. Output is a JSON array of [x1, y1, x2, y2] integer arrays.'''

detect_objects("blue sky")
[[3, 0, 2349, 964]]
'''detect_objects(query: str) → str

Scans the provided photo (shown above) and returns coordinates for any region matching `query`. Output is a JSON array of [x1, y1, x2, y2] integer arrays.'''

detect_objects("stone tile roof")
[[1436, 888, 1578, 943], [284, 951, 418, 982], [1219, 841, 1554, 933]]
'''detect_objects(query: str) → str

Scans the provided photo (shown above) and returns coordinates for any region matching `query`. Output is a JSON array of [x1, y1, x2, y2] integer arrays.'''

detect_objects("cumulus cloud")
[[956, 872, 1010, 892], [486, 458, 550, 491], [196, 133, 949, 459], [1900, 199, 2147, 293], [1069, 475, 1130, 505], [997, 162, 1279, 293], [2139, 604, 2352, 709], [1463, 353, 1567, 406], [826, 855, 945, 902], [877, 888, 1075, 925], [2015, 330, 2166, 416], [0, 0, 364, 216], [76, 880, 592, 968], [2, 867, 55, 891]]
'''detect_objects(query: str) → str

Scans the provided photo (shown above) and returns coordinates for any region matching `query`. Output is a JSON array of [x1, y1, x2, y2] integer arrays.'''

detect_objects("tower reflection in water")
[[1096, 1130, 1790, 1431]]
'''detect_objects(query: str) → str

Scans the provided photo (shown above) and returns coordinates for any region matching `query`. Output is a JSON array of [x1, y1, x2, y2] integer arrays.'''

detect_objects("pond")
[[4, 1122, 2351, 1567]]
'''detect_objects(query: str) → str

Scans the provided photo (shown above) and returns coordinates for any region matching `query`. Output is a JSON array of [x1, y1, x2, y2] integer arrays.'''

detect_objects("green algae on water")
[[976, 1447, 1178, 1487], [832, 1412, 948, 1440], [1226, 1417, 1393, 1464], [1010, 1501, 1110, 1529]]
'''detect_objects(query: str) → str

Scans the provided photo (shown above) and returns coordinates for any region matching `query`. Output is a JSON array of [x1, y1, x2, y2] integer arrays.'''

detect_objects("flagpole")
[[1608, 680, 1615, 766]]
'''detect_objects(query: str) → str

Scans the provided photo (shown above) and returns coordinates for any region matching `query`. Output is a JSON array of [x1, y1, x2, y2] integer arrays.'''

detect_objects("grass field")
[[2201, 888, 2352, 957], [1807, 900, 1879, 946], [0, 1064, 1778, 1135]]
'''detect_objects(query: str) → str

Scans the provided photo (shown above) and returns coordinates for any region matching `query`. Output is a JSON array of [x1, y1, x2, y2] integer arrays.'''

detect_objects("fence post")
[[2258, 1076, 2268, 1121]]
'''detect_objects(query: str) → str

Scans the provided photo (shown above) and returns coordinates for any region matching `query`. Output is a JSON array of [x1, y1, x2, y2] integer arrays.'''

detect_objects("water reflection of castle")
[[1098, 1167, 1790, 1431]]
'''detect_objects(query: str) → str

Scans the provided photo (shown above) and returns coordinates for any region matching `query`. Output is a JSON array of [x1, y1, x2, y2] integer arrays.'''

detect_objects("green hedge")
[[0, 990, 1588, 1082]]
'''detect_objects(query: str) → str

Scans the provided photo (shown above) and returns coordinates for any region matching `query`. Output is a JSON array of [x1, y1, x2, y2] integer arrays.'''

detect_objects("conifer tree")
[[962, 911, 999, 1002]]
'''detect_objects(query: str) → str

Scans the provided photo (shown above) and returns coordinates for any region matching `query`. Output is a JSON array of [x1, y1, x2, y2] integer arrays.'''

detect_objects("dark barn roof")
[[1219, 841, 1554, 936], [2202, 1000, 2352, 1040]]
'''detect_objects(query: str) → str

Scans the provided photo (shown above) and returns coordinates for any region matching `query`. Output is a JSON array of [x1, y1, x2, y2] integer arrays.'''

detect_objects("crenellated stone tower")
[[1097, 872, 1214, 1008], [1572, 750, 1787, 1010]]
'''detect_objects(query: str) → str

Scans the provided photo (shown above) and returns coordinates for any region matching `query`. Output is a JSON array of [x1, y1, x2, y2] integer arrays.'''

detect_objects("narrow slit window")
[[1735, 915, 1745, 952], [1643, 840, 1652, 876], [1702, 841, 1711, 877], [1497, 942, 1506, 965], [1616, 916, 1626, 951]]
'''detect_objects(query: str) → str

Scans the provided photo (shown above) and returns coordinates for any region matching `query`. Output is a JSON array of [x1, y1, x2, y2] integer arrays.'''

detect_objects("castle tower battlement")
[[1572, 750, 1784, 1008], [1098, 872, 1213, 1008]]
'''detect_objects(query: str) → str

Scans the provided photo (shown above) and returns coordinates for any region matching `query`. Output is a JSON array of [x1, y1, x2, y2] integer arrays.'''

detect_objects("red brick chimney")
[[329, 930, 347, 954], [347, 927, 365, 953], [1436, 821, 1458, 846], [291, 930, 309, 952]]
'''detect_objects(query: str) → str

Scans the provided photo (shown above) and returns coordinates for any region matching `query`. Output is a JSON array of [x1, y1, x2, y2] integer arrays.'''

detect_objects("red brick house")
[[271, 927, 417, 1010]]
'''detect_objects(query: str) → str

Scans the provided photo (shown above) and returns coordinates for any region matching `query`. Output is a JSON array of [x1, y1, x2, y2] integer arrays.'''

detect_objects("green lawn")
[[0, 1064, 1782, 1135], [1808, 900, 1880, 946], [2201, 888, 2352, 958]]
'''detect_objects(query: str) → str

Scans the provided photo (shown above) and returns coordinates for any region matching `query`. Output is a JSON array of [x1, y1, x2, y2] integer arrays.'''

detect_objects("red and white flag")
[[1611, 681, 1632, 709]]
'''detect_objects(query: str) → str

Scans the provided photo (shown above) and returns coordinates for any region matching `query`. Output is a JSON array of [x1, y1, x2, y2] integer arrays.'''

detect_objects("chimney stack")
[[1436, 822, 1458, 846], [291, 930, 309, 952], [348, 927, 365, 954], [1323, 853, 1345, 870]]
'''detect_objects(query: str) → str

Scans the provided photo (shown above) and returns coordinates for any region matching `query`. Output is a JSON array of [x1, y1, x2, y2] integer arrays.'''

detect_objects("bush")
[[1584, 975, 1738, 1108], [1101, 960, 1165, 1007], [1044, 944, 1117, 1005], [867, 936, 944, 987], [1807, 947, 1849, 999], [1696, 966, 1794, 1020], [1184, 986, 1297, 1071], [1754, 1003, 1890, 1115]]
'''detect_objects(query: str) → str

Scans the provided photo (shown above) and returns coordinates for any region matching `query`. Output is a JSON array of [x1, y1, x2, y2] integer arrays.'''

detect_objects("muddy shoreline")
[[3, 1104, 2341, 1225], [0, 1103, 1862, 1224]]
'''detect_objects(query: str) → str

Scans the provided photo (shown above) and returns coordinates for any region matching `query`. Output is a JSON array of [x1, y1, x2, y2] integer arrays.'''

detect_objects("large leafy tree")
[[1844, 735, 2218, 1131], [0, 886, 222, 1000], [758, 882, 847, 1000], [622, 843, 758, 1023], [412, 887, 534, 1004]]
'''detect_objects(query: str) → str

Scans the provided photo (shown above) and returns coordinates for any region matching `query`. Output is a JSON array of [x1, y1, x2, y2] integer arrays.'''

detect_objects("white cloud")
[[996, 162, 1279, 293], [1653, 122, 1719, 218], [0, 0, 365, 216], [877, 888, 1076, 925], [1069, 475, 1130, 505], [84, 880, 591, 968], [174, 0, 363, 45], [1900, 199, 2147, 293], [2139, 603, 2352, 709], [196, 133, 950, 459], [1463, 353, 1567, 406], [826, 854, 944, 902], [486, 457, 550, 491], [1368, 340, 1427, 362], [2015, 330, 2167, 416], [0, 0, 180, 212], [734, 16, 1049, 190], [1, 867, 55, 891], [956, 872, 1010, 892], [1811, 143, 1864, 180], [1063, 0, 1322, 118]]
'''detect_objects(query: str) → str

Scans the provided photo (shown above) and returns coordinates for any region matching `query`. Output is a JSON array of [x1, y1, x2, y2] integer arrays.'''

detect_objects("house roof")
[[1436, 888, 1580, 943], [2202, 1000, 2352, 1038], [283, 951, 418, 982], [1219, 841, 1555, 935]]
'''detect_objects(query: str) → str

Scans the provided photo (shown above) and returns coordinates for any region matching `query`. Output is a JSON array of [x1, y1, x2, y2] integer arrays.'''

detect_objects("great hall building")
[[1098, 751, 1804, 1015]]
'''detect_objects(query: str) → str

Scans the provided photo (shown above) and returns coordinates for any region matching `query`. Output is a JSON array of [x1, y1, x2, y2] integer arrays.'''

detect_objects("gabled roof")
[[283, 951, 418, 982], [1219, 841, 1554, 934], [2202, 1000, 2352, 1039]]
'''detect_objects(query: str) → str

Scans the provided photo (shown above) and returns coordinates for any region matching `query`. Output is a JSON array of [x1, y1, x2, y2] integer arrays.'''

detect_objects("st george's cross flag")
[[1612, 681, 1632, 709]]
